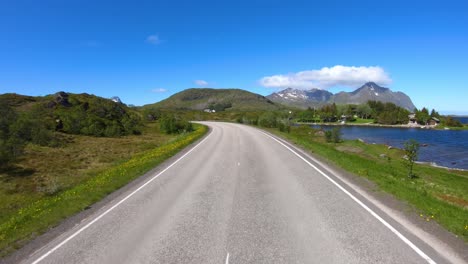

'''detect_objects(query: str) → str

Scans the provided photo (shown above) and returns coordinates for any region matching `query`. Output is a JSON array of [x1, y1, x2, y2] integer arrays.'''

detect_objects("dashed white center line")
[[225, 252, 230, 264], [237, 162, 240, 166]]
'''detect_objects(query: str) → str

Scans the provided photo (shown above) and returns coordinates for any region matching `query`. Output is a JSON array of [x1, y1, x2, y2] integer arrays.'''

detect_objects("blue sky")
[[1, 0, 467, 114]]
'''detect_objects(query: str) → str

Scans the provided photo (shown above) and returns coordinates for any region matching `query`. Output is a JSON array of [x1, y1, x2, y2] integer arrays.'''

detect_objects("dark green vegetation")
[[0, 97, 59, 165], [296, 101, 411, 124], [443, 116, 464, 127], [0, 92, 205, 256], [295, 100, 465, 128], [413, 108, 465, 128], [325, 127, 342, 143], [1, 92, 142, 137], [264, 125, 468, 242], [142, 88, 282, 111], [159, 114, 194, 134]]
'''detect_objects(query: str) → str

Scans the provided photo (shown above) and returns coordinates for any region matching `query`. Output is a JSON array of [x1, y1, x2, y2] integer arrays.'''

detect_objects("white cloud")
[[151, 88, 167, 93], [146, 35, 161, 45], [259, 65, 392, 90], [194, 80, 209, 86]]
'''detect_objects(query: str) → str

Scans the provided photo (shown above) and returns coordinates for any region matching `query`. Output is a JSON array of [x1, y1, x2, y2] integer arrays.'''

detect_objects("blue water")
[[453, 116, 468, 124], [311, 125, 468, 170]]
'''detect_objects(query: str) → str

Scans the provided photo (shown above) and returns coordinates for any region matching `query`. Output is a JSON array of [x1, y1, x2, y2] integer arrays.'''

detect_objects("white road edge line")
[[30, 132, 212, 264], [261, 131, 437, 264], [225, 252, 230, 264]]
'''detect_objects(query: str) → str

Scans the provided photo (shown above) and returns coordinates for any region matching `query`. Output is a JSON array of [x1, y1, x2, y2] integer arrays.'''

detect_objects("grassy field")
[[268, 125, 468, 241], [0, 123, 207, 256]]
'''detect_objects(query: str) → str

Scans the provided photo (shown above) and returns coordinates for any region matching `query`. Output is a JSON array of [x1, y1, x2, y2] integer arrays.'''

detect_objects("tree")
[[346, 104, 356, 116], [443, 116, 462, 127], [404, 139, 420, 179], [336, 104, 347, 117], [325, 127, 342, 143], [415, 107, 430, 125], [320, 103, 338, 122], [298, 108, 315, 122], [368, 100, 384, 118], [0, 102, 24, 165], [160, 114, 177, 134], [430, 109, 440, 118], [357, 104, 372, 119]]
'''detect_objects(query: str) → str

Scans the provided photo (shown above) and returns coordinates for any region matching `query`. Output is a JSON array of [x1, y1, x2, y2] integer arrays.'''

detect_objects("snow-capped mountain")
[[110, 96, 122, 103], [333, 82, 416, 110], [267, 88, 333, 108], [266, 82, 416, 110]]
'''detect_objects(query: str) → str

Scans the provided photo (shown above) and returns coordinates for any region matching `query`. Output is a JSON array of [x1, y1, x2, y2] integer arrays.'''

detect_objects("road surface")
[[20, 122, 464, 264]]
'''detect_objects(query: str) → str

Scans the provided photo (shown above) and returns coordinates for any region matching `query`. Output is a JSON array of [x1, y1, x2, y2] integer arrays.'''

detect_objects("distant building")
[[408, 113, 417, 125], [340, 115, 349, 123], [428, 117, 440, 126]]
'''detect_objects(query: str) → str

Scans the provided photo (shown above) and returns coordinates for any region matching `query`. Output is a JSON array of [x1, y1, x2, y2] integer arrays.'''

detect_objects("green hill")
[[143, 88, 282, 111], [0, 92, 142, 138]]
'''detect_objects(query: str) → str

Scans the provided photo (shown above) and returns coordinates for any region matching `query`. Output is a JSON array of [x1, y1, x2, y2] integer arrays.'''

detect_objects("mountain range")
[[143, 88, 282, 111], [266, 82, 416, 110], [3, 82, 415, 117]]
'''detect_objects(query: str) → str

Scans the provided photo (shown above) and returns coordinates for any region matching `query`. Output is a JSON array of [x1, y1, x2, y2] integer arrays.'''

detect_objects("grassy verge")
[[434, 125, 468, 131], [267, 125, 468, 241], [0, 123, 207, 256], [350, 118, 375, 124]]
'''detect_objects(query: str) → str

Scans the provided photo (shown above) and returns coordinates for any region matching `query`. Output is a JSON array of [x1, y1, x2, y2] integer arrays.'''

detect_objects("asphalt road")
[[20, 122, 465, 264]]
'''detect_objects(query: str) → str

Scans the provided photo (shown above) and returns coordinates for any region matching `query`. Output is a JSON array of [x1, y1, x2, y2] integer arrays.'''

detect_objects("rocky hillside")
[[267, 88, 333, 109], [267, 82, 416, 110], [144, 88, 282, 111], [0, 92, 142, 137]]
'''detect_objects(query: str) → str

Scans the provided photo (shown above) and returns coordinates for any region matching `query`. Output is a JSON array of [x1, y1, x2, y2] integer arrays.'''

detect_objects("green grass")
[[435, 125, 468, 131], [0, 123, 207, 256], [349, 118, 375, 124], [268, 125, 468, 241]]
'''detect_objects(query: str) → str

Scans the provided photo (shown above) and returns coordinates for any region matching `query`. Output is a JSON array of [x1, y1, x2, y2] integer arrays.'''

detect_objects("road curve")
[[20, 122, 463, 264]]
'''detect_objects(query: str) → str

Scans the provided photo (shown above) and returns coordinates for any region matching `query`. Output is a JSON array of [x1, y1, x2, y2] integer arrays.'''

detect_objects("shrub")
[[55, 93, 142, 137], [404, 139, 420, 178], [277, 120, 290, 133], [143, 108, 162, 121], [325, 130, 332, 142], [258, 112, 277, 128], [160, 115, 177, 134], [331, 127, 342, 143], [0, 102, 24, 165], [160, 114, 193, 134], [325, 127, 342, 143], [208, 102, 232, 112], [443, 116, 463, 127]]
